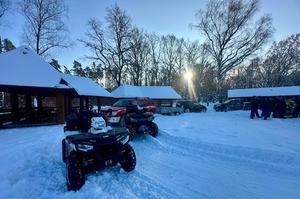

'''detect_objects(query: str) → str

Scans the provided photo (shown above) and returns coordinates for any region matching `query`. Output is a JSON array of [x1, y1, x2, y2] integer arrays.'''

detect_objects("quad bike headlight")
[[77, 144, 94, 152]]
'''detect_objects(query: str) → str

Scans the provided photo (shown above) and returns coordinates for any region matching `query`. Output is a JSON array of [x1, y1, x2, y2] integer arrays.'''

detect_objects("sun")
[[183, 69, 197, 100], [184, 70, 193, 81]]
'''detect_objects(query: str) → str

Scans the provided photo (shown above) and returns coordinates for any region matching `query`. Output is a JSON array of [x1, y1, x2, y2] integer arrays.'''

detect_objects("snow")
[[1, 109, 300, 199], [62, 74, 112, 97], [0, 46, 113, 97], [0, 46, 63, 88], [228, 86, 300, 98], [112, 84, 182, 99]]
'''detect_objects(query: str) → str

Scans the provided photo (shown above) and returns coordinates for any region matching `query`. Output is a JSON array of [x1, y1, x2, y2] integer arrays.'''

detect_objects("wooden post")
[[85, 96, 89, 110], [37, 95, 42, 123], [25, 94, 32, 122], [11, 92, 19, 122], [56, 92, 65, 124], [64, 95, 71, 116], [97, 97, 101, 113], [79, 97, 84, 110]]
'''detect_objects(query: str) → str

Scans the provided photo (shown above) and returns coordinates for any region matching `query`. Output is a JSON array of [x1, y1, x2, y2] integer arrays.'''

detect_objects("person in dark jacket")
[[293, 97, 300, 118], [277, 97, 286, 118], [261, 98, 271, 120], [268, 97, 276, 118], [250, 96, 260, 119]]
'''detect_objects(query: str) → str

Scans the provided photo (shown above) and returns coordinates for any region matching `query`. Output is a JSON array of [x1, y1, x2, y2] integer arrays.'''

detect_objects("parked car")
[[156, 106, 184, 115], [213, 99, 244, 112], [176, 100, 207, 113], [101, 98, 156, 126], [242, 102, 251, 110]]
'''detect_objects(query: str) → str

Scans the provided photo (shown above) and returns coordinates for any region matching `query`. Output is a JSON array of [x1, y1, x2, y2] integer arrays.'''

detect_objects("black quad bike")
[[62, 111, 136, 191], [123, 106, 159, 138]]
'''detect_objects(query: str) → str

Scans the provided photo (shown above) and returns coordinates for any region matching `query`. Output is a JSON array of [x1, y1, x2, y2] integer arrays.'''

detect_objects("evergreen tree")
[[0, 38, 15, 53], [3, 39, 15, 51], [72, 60, 86, 77], [63, 66, 71, 74], [49, 59, 61, 72]]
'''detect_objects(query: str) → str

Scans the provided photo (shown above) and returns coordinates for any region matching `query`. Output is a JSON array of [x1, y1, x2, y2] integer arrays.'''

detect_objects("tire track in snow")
[[82, 167, 182, 199], [152, 130, 300, 177]]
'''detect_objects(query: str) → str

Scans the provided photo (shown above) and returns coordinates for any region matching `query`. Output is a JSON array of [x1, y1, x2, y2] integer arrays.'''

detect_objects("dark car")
[[213, 99, 244, 112], [177, 100, 207, 113]]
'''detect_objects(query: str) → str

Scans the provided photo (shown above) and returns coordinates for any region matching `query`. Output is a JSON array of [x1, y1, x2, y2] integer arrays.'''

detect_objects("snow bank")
[[0, 111, 300, 199]]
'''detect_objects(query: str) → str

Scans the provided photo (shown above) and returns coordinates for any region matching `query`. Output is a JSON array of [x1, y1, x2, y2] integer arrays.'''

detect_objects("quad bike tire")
[[149, 122, 158, 137], [119, 144, 136, 172], [66, 154, 85, 191], [119, 116, 126, 127]]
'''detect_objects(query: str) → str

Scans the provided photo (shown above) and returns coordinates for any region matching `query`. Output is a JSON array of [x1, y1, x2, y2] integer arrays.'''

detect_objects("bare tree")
[[160, 35, 185, 85], [127, 27, 150, 85], [230, 57, 263, 88], [0, 0, 10, 53], [260, 34, 300, 87], [145, 33, 162, 86], [194, 0, 273, 97], [19, 0, 70, 56], [0, 0, 9, 22], [81, 4, 132, 88]]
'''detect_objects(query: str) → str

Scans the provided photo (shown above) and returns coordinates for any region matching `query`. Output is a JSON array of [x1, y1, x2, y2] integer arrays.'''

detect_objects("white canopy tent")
[[228, 86, 300, 98]]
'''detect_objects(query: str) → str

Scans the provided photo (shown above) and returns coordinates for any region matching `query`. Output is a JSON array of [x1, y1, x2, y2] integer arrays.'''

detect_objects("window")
[[132, 100, 144, 106]]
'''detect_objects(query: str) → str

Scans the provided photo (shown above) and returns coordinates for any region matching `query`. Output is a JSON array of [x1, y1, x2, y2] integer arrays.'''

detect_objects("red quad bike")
[[103, 98, 159, 138]]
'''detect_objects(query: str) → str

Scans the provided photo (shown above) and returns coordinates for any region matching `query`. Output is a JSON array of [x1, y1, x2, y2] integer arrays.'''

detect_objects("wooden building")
[[0, 46, 112, 128]]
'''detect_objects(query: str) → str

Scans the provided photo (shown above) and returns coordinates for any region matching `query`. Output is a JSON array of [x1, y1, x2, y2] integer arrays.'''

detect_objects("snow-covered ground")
[[1, 110, 300, 199]]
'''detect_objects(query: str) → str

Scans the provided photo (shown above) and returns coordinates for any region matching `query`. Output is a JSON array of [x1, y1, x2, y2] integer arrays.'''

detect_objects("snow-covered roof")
[[0, 46, 64, 88], [62, 74, 112, 97], [0, 46, 112, 97], [112, 84, 182, 99], [228, 86, 300, 98]]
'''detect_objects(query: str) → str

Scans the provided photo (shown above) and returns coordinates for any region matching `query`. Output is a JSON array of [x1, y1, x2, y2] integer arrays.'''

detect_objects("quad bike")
[[62, 111, 136, 191], [123, 106, 159, 138]]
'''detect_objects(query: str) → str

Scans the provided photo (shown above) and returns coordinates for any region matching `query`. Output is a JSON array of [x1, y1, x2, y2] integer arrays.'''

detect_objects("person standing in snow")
[[293, 97, 300, 118], [261, 98, 271, 120], [277, 97, 286, 118], [250, 96, 260, 119], [260, 98, 267, 118]]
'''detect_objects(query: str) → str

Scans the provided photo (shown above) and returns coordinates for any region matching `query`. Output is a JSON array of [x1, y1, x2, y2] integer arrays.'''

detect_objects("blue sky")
[[1, 0, 300, 67]]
